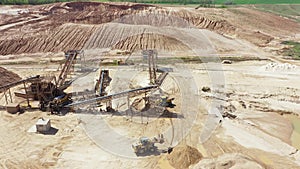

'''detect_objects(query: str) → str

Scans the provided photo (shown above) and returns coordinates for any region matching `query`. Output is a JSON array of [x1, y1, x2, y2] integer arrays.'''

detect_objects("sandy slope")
[[0, 2, 299, 56]]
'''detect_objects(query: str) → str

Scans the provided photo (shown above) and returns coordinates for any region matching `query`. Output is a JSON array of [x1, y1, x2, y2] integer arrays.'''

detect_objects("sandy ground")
[[0, 56, 300, 168], [0, 2, 300, 169]]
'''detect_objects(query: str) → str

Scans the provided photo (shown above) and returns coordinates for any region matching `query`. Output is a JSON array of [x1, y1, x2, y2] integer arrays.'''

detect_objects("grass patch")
[[254, 4, 300, 22], [214, 0, 300, 4], [281, 41, 300, 59]]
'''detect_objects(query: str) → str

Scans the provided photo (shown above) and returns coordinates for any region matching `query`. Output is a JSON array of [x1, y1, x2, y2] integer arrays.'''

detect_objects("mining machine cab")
[[49, 93, 72, 114], [132, 134, 164, 155]]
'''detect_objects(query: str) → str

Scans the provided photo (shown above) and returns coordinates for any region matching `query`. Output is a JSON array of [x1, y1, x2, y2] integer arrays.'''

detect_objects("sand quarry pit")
[[0, 1, 300, 169]]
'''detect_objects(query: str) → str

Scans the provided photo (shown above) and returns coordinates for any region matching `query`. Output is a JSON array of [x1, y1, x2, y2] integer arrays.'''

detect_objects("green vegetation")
[[215, 0, 300, 4], [281, 41, 300, 59], [255, 4, 300, 15], [254, 4, 300, 22]]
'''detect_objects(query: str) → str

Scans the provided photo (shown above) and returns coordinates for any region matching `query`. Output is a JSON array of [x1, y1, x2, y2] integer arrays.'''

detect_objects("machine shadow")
[[73, 107, 184, 119]]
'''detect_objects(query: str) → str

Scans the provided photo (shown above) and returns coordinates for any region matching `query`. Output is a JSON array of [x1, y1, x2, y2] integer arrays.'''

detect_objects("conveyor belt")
[[57, 50, 79, 88], [66, 85, 158, 107], [0, 75, 40, 92]]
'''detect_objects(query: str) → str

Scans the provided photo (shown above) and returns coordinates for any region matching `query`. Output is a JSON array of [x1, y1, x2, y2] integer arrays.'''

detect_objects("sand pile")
[[2, 2, 299, 55], [192, 153, 263, 169], [0, 23, 96, 55], [84, 23, 193, 52], [168, 145, 202, 169], [0, 67, 21, 87]]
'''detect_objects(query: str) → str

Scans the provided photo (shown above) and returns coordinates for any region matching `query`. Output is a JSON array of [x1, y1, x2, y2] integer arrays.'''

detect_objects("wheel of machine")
[[38, 103, 46, 112]]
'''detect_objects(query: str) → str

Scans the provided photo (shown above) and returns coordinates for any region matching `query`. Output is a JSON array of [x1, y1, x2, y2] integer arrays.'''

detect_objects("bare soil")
[[0, 67, 21, 87], [167, 145, 202, 169], [0, 2, 300, 169], [0, 2, 299, 56]]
